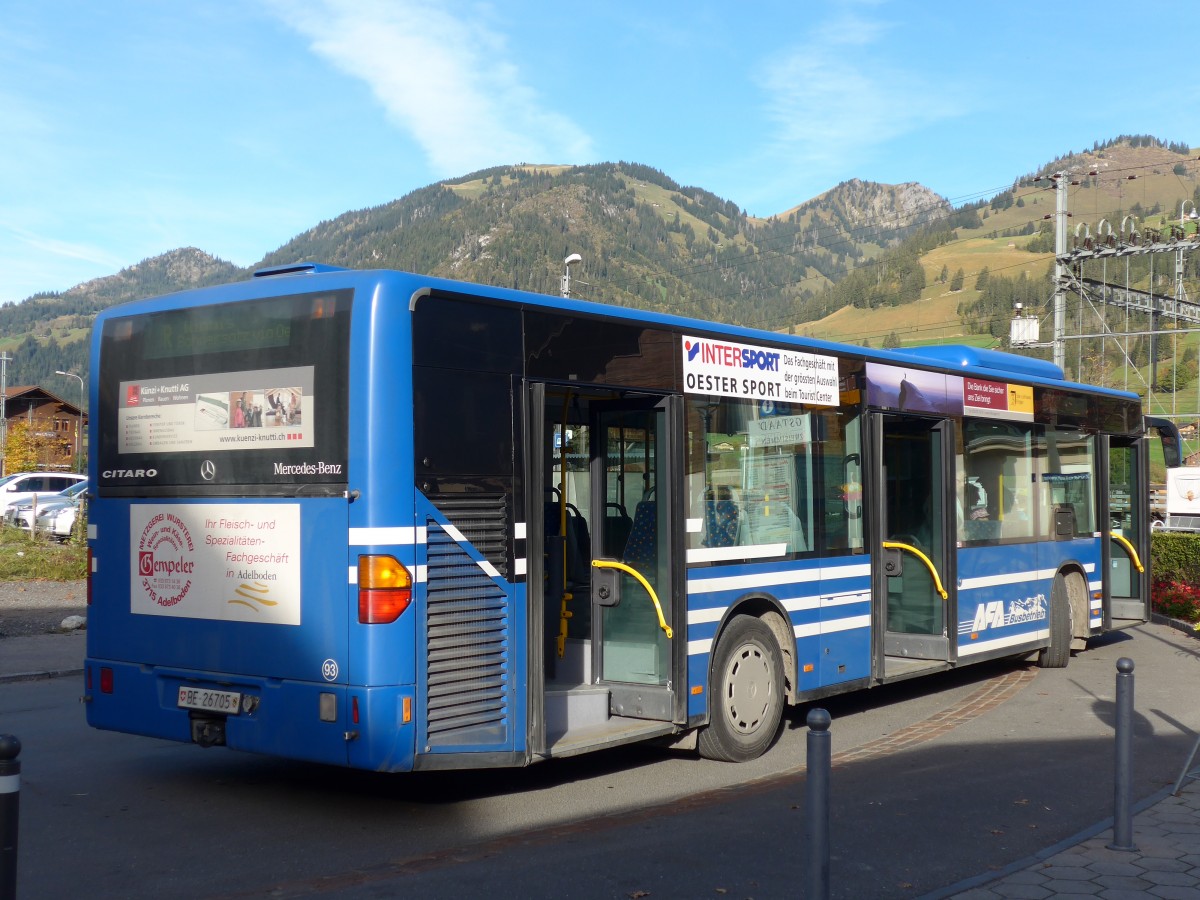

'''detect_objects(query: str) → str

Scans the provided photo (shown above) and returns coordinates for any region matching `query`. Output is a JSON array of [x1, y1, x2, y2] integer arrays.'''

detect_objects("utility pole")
[[1052, 174, 1068, 372], [0, 353, 9, 477]]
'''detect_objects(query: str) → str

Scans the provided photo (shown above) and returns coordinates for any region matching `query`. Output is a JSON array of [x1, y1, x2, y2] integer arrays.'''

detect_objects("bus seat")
[[703, 485, 740, 548], [603, 502, 633, 558], [623, 493, 657, 565], [544, 497, 591, 588]]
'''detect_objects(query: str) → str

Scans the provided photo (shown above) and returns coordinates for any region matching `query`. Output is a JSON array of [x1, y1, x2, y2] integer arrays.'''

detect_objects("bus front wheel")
[[699, 615, 784, 762]]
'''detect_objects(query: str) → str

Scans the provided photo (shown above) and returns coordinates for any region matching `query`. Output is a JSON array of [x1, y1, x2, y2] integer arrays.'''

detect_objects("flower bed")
[[1153, 579, 1200, 625]]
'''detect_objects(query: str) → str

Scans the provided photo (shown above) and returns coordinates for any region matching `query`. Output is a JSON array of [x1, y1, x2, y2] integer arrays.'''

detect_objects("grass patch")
[[0, 528, 86, 581]]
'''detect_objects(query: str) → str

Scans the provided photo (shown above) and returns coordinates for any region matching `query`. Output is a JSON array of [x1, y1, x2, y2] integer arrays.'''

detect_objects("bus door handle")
[[591, 559, 673, 639], [592, 563, 620, 608], [881, 541, 949, 600], [1109, 531, 1145, 573], [882, 546, 903, 577]]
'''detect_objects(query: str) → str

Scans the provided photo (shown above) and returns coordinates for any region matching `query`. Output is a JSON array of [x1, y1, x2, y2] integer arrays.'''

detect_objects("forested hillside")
[[258, 162, 952, 330], [0, 249, 242, 396]]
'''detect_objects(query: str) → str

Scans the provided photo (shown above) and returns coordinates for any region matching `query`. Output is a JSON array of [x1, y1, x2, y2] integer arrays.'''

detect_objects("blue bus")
[[84, 263, 1173, 769]]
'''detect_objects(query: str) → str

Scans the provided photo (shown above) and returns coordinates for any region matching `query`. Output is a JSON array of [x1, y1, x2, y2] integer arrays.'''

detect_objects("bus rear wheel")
[[698, 616, 784, 762], [1037, 573, 1075, 669]]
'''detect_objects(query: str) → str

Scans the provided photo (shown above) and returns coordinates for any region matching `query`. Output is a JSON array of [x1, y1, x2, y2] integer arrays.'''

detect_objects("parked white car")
[[5, 480, 88, 532], [35, 495, 85, 540], [0, 472, 86, 518]]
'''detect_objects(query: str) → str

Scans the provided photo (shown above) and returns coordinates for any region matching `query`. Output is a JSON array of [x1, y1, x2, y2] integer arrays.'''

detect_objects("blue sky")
[[2, 0, 1197, 305]]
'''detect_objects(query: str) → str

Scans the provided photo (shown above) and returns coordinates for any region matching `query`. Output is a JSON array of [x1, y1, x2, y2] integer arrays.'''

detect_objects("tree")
[[949, 268, 965, 292], [883, 331, 900, 348], [975, 266, 990, 291], [938, 264, 949, 284], [4, 421, 39, 474]]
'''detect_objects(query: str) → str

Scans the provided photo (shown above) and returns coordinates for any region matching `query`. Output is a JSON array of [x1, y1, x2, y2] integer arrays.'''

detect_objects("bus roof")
[[105, 262, 1139, 404]]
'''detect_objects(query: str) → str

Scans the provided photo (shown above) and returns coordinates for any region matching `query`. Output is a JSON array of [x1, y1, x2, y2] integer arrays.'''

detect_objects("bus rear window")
[[96, 289, 352, 495]]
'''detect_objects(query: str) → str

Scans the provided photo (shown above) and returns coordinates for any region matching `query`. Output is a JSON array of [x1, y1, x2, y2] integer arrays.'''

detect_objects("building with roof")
[[2, 385, 87, 472]]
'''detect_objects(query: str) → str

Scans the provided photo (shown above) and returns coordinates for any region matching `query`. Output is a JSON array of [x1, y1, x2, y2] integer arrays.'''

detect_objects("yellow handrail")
[[882, 540, 949, 600], [590, 559, 673, 639], [555, 391, 573, 659], [1109, 531, 1145, 573]]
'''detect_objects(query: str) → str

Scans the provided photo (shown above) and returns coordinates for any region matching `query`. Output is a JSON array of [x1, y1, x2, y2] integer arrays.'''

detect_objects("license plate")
[[177, 686, 242, 715]]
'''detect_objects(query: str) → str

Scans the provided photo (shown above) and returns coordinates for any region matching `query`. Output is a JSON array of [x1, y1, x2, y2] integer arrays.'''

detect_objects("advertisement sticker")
[[682, 335, 838, 405], [118, 366, 314, 454], [130, 504, 301, 624]]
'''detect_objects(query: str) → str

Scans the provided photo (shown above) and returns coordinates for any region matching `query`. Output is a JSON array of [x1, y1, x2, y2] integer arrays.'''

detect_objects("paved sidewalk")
[[0, 631, 85, 683], [934, 775, 1200, 898]]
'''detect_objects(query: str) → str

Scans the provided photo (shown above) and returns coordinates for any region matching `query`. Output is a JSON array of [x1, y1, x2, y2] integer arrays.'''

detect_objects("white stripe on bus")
[[687, 562, 869, 596], [958, 562, 1095, 592], [348, 526, 426, 546], [957, 628, 1050, 656], [688, 592, 863, 626], [691, 614, 868, 657], [686, 543, 787, 564]]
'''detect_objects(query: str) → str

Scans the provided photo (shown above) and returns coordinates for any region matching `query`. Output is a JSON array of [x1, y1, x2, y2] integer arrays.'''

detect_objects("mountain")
[[256, 163, 956, 328], [4, 138, 1197, 396], [0, 248, 243, 395]]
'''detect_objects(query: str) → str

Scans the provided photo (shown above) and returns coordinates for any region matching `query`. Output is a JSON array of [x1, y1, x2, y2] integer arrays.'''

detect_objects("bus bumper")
[[84, 658, 417, 772]]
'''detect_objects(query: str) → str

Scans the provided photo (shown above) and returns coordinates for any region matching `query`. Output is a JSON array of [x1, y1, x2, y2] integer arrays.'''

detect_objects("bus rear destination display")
[[118, 365, 314, 454]]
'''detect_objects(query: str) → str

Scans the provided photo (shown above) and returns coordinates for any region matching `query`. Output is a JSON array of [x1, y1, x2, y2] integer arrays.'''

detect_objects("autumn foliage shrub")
[[1152, 579, 1200, 623]]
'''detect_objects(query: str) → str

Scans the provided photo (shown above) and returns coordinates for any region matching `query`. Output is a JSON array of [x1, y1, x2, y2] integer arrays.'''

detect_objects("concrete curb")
[[0, 666, 83, 685], [1151, 611, 1200, 638]]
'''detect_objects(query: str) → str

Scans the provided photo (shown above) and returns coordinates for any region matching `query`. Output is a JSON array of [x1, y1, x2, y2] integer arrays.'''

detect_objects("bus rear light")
[[402, 696, 412, 724], [352, 696, 360, 724], [358, 555, 412, 624], [100, 667, 114, 694]]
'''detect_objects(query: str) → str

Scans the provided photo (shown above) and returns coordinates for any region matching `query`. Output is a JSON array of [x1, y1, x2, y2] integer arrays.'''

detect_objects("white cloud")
[[267, 0, 593, 173], [758, 7, 962, 177], [1, 224, 123, 270]]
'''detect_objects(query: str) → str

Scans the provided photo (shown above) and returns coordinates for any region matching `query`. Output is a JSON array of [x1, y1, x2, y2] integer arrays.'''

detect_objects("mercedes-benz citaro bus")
[[84, 263, 1178, 771]]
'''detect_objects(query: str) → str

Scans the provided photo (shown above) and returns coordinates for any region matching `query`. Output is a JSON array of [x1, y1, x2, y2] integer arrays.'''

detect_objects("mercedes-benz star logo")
[[200, 460, 216, 481]]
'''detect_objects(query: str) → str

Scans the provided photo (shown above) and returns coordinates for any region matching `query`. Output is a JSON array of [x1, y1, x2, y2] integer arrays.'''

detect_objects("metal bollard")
[[1108, 658, 1136, 851], [805, 708, 831, 900], [0, 734, 19, 900]]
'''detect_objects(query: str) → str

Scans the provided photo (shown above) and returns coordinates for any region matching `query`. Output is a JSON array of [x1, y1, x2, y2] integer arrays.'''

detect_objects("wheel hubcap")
[[724, 642, 772, 735]]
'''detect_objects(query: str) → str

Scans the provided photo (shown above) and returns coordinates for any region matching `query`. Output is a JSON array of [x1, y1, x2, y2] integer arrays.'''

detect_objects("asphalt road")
[[3, 621, 1199, 899]]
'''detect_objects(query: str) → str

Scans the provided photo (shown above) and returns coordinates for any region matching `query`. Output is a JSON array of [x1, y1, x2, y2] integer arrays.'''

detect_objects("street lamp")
[[560, 252, 582, 298], [55, 370, 83, 472]]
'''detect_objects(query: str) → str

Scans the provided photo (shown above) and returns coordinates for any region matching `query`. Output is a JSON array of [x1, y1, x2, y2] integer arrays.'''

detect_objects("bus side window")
[[961, 419, 1036, 544], [688, 398, 856, 558]]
